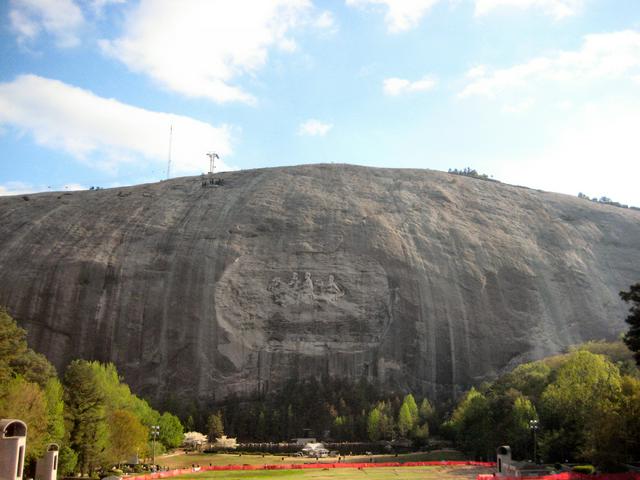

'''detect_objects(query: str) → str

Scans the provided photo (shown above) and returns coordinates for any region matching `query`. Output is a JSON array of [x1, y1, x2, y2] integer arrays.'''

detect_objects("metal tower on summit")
[[202, 152, 224, 187], [207, 152, 218, 174]]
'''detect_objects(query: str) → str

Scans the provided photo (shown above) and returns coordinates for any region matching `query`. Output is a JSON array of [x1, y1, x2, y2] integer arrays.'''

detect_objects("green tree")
[[185, 415, 195, 432], [621, 283, 640, 365], [446, 387, 492, 459], [415, 397, 435, 439], [106, 409, 148, 465], [540, 350, 622, 462], [397, 402, 413, 438], [412, 422, 429, 446], [499, 361, 552, 404], [572, 340, 639, 377], [11, 348, 57, 388], [0, 307, 28, 386], [367, 401, 394, 441], [44, 378, 65, 445], [418, 398, 434, 423], [206, 411, 224, 441], [58, 446, 78, 476], [619, 376, 640, 460], [158, 412, 184, 449], [576, 374, 640, 468], [397, 394, 419, 438], [64, 360, 109, 473], [0, 376, 48, 461], [0, 308, 62, 460], [0, 308, 57, 390], [88, 361, 159, 426], [404, 394, 419, 423], [367, 405, 382, 442], [332, 415, 347, 440], [489, 391, 537, 460]]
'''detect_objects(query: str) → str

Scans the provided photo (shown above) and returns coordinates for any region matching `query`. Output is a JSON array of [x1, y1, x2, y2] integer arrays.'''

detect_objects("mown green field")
[[157, 451, 488, 480], [170, 465, 490, 480], [159, 450, 467, 470]]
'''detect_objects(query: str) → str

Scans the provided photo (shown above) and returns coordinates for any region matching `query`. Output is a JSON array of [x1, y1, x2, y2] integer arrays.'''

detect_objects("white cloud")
[[0, 75, 233, 175], [495, 99, 640, 207], [346, 0, 442, 33], [0, 181, 35, 196], [557, 99, 573, 110], [501, 97, 534, 113], [465, 65, 487, 79], [459, 30, 640, 99], [456, 29, 640, 207], [62, 183, 86, 191], [383, 75, 436, 95], [9, 0, 85, 47], [0, 181, 88, 196], [298, 119, 333, 136], [100, 0, 321, 104], [475, 0, 583, 19], [315, 10, 336, 29]]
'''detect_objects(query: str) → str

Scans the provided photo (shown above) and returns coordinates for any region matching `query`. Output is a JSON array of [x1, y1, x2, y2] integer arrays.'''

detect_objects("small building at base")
[[301, 442, 329, 458]]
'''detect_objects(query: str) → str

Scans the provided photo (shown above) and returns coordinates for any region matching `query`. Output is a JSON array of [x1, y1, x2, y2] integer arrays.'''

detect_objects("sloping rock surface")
[[1, 164, 639, 404]]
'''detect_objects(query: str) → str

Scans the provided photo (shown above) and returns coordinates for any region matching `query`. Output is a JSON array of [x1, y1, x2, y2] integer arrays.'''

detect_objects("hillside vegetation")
[[443, 340, 640, 469], [0, 308, 183, 476]]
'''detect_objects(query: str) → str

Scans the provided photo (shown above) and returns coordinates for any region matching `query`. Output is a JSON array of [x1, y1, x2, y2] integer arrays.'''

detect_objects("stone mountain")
[[1, 164, 639, 407]]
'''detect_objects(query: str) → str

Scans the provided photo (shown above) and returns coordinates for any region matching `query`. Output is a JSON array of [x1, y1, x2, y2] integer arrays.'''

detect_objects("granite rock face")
[[0, 164, 639, 405]]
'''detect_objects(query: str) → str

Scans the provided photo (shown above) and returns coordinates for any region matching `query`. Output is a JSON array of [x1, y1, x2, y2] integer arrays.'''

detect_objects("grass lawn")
[[159, 450, 467, 470], [169, 465, 491, 480], [159, 453, 310, 469], [156, 451, 489, 480]]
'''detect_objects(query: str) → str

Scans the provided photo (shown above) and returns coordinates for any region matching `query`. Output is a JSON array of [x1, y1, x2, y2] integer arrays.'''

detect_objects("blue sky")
[[1, 0, 640, 206]]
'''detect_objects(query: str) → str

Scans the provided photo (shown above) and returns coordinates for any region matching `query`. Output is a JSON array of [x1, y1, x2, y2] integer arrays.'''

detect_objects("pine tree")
[[404, 394, 419, 424], [397, 402, 414, 438], [207, 411, 225, 441], [621, 284, 640, 365], [419, 398, 434, 423], [185, 415, 195, 432], [64, 360, 108, 474], [367, 406, 382, 441]]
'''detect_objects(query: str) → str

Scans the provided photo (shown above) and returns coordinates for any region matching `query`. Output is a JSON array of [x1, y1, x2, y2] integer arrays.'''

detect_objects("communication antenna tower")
[[166, 124, 173, 180], [206, 152, 219, 174]]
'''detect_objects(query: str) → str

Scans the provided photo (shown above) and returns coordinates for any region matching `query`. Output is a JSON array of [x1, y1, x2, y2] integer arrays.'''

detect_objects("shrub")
[[572, 465, 595, 474], [104, 468, 124, 477], [57, 446, 78, 476]]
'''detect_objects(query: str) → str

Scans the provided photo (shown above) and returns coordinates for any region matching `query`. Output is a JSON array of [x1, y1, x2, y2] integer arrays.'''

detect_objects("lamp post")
[[529, 419, 539, 463], [151, 425, 160, 467]]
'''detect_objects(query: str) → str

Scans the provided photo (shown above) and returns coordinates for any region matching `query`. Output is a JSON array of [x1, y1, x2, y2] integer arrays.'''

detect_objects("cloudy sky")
[[1, 0, 639, 206]]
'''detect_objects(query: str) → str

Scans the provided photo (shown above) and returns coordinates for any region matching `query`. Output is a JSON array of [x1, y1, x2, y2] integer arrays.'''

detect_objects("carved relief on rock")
[[214, 252, 393, 365], [268, 271, 345, 307]]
